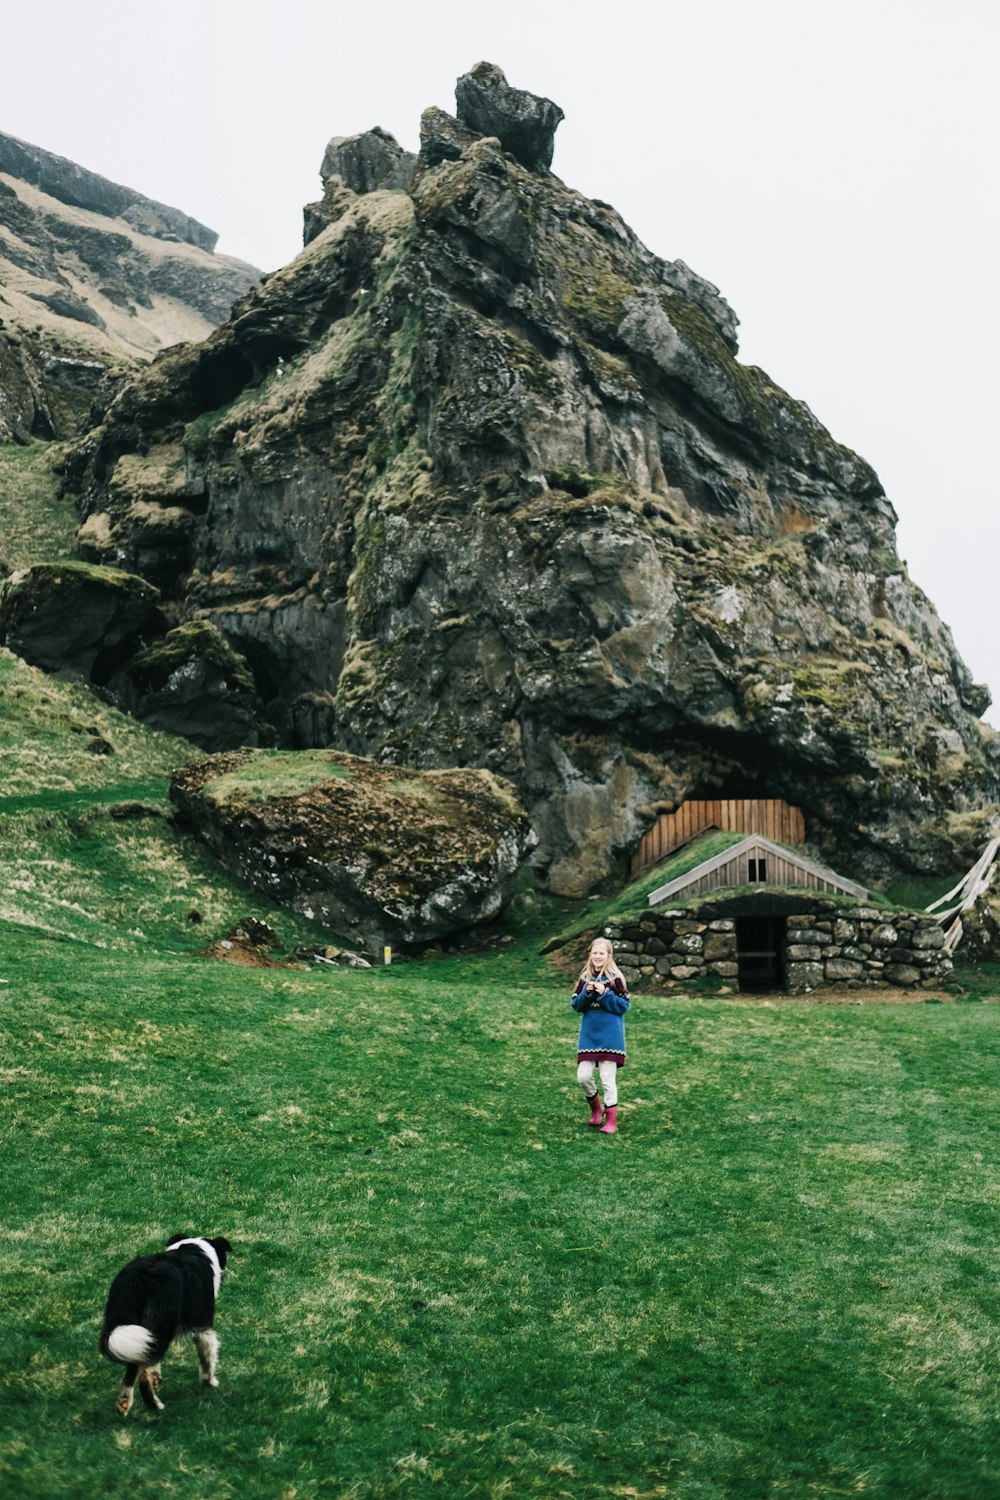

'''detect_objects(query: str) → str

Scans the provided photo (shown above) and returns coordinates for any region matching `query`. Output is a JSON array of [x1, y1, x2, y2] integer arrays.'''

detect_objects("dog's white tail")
[[107, 1324, 157, 1363]]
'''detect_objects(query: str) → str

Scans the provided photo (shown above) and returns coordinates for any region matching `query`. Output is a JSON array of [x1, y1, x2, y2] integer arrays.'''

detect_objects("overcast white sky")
[[4, 0, 997, 723]]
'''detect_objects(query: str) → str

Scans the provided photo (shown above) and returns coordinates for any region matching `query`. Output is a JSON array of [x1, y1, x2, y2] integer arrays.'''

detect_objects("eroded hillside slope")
[[0, 129, 258, 441]]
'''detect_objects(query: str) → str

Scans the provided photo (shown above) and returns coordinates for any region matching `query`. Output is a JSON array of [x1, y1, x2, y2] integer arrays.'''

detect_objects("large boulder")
[[454, 61, 564, 171], [320, 128, 417, 197], [111, 620, 264, 750], [0, 561, 166, 683], [0, 566, 263, 750], [170, 749, 535, 949], [303, 127, 417, 245]]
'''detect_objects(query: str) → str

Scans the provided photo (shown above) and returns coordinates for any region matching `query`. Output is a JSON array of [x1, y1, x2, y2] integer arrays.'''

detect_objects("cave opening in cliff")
[[735, 915, 787, 992]]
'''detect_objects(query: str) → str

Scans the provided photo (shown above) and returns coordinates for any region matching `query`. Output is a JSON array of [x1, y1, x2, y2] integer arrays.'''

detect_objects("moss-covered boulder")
[[170, 749, 535, 949], [112, 620, 264, 750], [0, 561, 165, 683]]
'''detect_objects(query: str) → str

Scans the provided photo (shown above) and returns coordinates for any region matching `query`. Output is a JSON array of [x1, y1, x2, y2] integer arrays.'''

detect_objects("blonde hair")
[[581, 936, 623, 982]]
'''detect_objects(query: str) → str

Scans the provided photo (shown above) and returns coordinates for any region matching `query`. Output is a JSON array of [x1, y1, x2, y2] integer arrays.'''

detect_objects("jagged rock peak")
[[302, 65, 562, 245], [455, 62, 564, 171], [320, 127, 417, 197], [304, 126, 418, 245], [0, 130, 218, 251]]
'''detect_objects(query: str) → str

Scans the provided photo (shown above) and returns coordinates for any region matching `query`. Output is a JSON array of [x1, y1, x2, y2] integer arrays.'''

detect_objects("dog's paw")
[[116, 1387, 134, 1417], [138, 1369, 165, 1412], [201, 1374, 219, 1387]]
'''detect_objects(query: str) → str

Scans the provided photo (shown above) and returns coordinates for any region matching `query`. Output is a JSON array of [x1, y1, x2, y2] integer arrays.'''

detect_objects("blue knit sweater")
[[571, 972, 630, 1059]]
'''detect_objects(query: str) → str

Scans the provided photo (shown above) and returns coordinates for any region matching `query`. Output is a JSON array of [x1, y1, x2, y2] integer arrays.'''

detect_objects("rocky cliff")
[[0, 130, 259, 441], [62, 63, 999, 894]]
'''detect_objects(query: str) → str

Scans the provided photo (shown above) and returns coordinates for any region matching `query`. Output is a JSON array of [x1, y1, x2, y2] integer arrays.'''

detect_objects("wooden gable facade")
[[646, 834, 869, 908]]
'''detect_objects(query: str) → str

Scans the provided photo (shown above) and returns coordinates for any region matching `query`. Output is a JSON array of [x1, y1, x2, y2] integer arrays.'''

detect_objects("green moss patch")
[[885, 872, 966, 911], [201, 749, 353, 804], [7, 557, 159, 598]]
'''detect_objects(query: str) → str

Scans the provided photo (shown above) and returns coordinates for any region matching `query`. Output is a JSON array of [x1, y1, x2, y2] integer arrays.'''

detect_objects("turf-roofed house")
[[565, 798, 955, 996]]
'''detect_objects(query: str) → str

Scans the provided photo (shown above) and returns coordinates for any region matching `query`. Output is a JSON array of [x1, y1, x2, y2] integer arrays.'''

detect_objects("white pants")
[[577, 1058, 619, 1107]]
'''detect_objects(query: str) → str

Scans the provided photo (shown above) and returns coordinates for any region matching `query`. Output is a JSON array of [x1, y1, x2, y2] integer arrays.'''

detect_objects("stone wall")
[[604, 900, 951, 992]]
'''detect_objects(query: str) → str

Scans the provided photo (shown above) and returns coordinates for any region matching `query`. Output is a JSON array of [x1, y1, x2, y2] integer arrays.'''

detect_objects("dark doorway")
[[735, 916, 787, 992]]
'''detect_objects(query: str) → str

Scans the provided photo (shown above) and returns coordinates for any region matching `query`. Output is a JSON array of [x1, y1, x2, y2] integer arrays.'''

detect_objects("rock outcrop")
[[454, 61, 564, 170], [110, 620, 264, 751], [170, 749, 534, 948], [0, 566, 264, 749], [304, 127, 417, 245], [62, 64, 999, 894], [0, 131, 259, 441]]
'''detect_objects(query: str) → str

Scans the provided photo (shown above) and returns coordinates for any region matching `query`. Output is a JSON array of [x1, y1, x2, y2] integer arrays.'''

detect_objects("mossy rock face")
[[958, 891, 1000, 962], [170, 749, 535, 949], [58, 64, 999, 894]]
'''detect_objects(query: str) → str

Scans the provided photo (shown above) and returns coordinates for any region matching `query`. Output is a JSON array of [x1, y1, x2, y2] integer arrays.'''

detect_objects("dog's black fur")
[[99, 1234, 233, 1415]]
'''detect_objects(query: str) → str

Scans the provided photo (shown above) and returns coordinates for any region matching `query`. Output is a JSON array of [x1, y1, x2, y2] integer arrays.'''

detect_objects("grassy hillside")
[[0, 649, 326, 952], [0, 442, 78, 570]]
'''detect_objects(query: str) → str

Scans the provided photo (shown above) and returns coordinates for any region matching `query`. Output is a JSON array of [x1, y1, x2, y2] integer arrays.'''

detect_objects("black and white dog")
[[99, 1234, 233, 1415]]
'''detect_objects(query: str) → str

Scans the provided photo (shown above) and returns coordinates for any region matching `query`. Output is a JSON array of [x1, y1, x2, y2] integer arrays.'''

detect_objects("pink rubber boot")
[[586, 1093, 604, 1127], [599, 1104, 618, 1134]]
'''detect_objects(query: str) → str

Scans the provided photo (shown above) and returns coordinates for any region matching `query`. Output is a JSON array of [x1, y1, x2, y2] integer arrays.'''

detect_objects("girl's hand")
[[591, 981, 607, 996]]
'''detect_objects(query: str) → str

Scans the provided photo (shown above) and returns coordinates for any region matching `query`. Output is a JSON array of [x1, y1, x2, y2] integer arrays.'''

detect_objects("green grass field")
[[5, 923, 1000, 1498], [4, 650, 1000, 1497]]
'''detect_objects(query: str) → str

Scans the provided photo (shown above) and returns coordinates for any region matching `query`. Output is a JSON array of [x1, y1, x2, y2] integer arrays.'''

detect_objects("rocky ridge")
[[56, 63, 999, 895], [0, 130, 259, 442]]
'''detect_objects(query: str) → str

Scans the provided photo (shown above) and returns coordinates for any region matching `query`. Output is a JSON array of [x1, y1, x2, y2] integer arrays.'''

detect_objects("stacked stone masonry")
[[604, 902, 951, 993]]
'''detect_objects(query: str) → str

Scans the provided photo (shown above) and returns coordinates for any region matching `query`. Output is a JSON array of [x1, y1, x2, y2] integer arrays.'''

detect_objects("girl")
[[571, 937, 630, 1134]]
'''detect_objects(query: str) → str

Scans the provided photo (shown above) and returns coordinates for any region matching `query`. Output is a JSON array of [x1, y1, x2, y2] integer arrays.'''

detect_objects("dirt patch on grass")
[[200, 935, 290, 968]]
